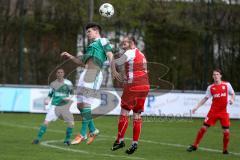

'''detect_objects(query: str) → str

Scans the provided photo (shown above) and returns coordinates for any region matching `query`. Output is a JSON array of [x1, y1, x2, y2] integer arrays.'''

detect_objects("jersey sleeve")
[[100, 38, 113, 53], [227, 82, 235, 95], [124, 50, 135, 62], [48, 82, 54, 98], [205, 85, 212, 98]]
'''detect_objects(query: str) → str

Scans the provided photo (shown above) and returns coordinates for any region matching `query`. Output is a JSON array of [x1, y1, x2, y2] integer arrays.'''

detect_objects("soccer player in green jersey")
[[32, 68, 74, 145], [61, 22, 120, 145]]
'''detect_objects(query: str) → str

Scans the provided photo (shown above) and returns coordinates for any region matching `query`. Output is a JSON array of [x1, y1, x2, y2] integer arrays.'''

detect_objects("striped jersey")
[[82, 38, 113, 68], [124, 48, 149, 86], [48, 79, 73, 106]]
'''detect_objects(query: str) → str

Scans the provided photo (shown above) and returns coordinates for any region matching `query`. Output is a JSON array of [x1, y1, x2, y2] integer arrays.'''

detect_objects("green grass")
[[0, 113, 240, 160]]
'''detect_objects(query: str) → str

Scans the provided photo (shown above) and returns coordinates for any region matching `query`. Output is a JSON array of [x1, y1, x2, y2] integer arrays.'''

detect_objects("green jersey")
[[48, 79, 73, 106], [82, 38, 113, 68]]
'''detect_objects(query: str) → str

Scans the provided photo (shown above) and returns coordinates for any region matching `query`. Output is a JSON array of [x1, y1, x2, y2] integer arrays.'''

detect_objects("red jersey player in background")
[[111, 36, 150, 154], [187, 69, 235, 154]]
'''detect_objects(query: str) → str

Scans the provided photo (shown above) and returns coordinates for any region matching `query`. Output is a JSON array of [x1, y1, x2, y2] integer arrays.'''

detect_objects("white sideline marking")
[[41, 140, 88, 154], [41, 139, 144, 160], [0, 122, 143, 160], [1, 121, 240, 157]]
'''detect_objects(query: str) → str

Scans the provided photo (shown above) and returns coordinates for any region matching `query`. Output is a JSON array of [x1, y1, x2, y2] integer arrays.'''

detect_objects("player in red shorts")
[[187, 69, 235, 154], [111, 36, 150, 154]]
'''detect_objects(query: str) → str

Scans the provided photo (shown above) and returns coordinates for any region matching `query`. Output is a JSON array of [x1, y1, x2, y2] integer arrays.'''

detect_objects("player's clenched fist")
[[61, 52, 74, 59]]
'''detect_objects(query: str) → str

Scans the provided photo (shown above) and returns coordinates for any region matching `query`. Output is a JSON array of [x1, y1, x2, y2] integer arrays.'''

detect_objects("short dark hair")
[[128, 36, 137, 45], [123, 36, 137, 46], [85, 22, 102, 33], [213, 68, 222, 75]]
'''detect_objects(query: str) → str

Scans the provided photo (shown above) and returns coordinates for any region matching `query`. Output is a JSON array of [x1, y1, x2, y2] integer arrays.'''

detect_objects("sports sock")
[[193, 127, 207, 147], [86, 109, 95, 133], [80, 108, 91, 137], [116, 115, 129, 143], [64, 127, 73, 142], [133, 118, 142, 142], [223, 131, 230, 151], [88, 119, 96, 133], [37, 124, 47, 140]]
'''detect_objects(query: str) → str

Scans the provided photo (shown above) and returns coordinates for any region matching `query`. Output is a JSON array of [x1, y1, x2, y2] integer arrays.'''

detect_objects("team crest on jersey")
[[222, 86, 226, 90]]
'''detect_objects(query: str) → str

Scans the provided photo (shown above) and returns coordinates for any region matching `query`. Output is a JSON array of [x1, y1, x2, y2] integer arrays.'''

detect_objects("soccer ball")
[[99, 3, 114, 18]]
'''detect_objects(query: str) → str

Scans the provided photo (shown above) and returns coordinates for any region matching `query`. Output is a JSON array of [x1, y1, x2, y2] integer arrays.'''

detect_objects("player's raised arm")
[[61, 52, 85, 67]]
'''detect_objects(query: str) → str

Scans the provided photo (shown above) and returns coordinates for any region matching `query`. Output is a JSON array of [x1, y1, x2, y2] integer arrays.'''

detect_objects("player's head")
[[56, 68, 65, 80], [121, 36, 137, 51], [212, 68, 222, 83], [85, 22, 102, 40]]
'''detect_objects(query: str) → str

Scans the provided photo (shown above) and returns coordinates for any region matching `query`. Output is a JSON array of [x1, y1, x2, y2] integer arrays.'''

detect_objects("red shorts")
[[204, 112, 230, 128], [121, 85, 150, 113]]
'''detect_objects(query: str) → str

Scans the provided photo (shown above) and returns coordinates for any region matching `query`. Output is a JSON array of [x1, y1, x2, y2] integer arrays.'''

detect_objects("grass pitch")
[[0, 113, 240, 160]]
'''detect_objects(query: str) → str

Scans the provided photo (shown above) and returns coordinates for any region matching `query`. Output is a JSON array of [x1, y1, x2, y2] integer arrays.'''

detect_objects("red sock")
[[133, 118, 142, 142], [116, 115, 128, 143], [223, 131, 230, 151], [193, 127, 207, 147]]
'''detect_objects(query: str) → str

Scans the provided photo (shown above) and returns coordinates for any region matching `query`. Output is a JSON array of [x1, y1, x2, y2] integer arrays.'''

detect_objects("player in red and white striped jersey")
[[187, 69, 235, 154], [111, 36, 150, 154]]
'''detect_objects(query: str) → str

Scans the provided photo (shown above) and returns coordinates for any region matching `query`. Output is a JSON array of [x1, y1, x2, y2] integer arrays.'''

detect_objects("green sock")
[[80, 108, 91, 137], [37, 124, 47, 140], [64, 127, 73, 142], [88, 114, 96, 133]]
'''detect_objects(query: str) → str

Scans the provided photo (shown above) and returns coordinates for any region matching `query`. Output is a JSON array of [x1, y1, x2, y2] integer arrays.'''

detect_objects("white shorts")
[[45, 105, 58, 122], [77, 69, 103, 104], [45, 104, 74, 122]]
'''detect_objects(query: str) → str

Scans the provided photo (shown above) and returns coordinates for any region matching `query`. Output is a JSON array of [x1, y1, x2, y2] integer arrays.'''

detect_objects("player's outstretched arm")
[[61, 52, 85, 67], [192, 97, 208, 114]]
